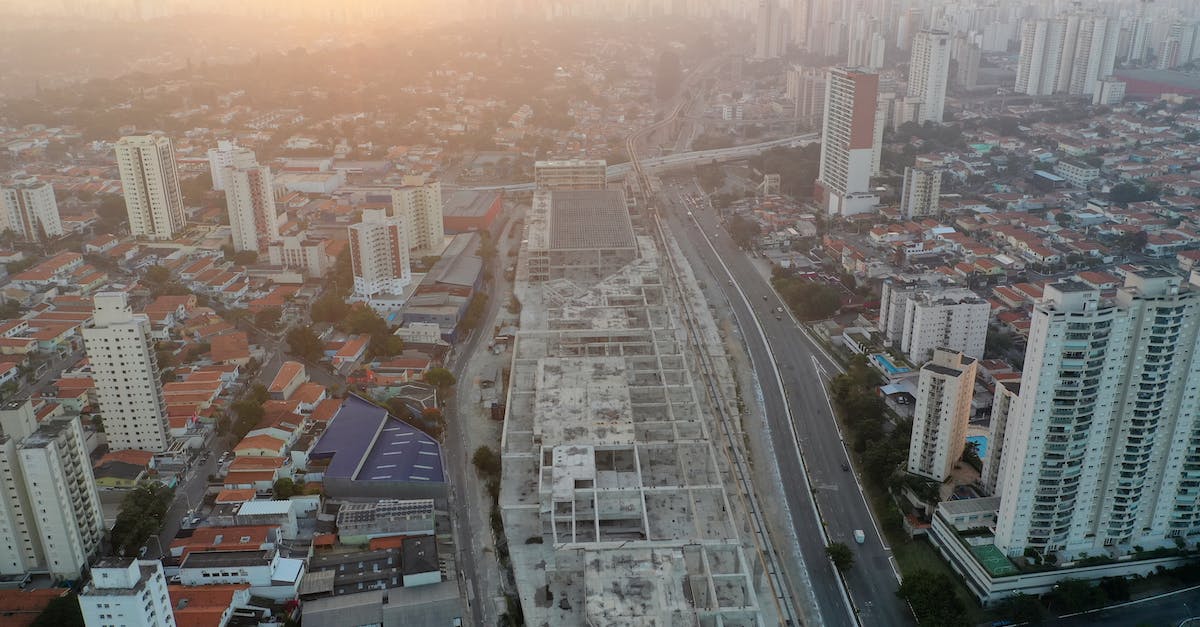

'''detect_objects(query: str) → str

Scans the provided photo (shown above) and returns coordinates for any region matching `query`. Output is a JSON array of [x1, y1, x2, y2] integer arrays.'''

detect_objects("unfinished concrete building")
[[501, 189, 766, 626], [526, 189, 639, 283]]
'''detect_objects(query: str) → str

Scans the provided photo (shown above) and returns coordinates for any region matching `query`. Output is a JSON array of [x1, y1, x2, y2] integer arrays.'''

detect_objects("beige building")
[[391, 182, 444, 254], [533, 159, 607, 191], [115, 135, 186, 240], [907, 348, 977, 482]]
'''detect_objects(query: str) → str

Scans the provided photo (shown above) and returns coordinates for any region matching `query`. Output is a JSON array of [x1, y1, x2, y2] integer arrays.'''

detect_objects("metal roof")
[[311, 396, 445, 484]]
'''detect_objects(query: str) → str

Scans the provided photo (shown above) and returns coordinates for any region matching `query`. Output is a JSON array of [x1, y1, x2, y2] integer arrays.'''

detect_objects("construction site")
[[500, 186, 790, 626]]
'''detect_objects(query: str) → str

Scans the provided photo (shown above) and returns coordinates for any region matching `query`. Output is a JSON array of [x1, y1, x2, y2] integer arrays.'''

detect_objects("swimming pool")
[[872, 353, 911, 376], [966, 435, 988, 459]]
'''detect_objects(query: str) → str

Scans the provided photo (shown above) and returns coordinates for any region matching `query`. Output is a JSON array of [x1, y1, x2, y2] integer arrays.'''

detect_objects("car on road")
[[842, 463, 850, 471], [854, 529, 866, 544], [761, 295, 768, 301]]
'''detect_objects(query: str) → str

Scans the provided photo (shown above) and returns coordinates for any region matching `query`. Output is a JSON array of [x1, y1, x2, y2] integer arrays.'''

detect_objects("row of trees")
[[109, 483, 174, 557], [771, 268, 843, 321]]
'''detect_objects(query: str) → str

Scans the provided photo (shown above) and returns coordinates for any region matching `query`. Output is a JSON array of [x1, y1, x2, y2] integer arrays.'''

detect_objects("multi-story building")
[[816, 67, 881, 217], [908, 348, 977, 482], [786, 65, 827, 128], [755, 0, 790, 59], [1015, 13, 1118, 98], [907, 29, 952, 124], [82, 292, 170, 452], [1016, 19, 1067, 96], [982, 380, 1019, 496], [391, 182, 444, 254], [899, 290, 990, 365], [1052, 160, 1100, 189], [79, 559, 175, 627], [533, 159, 607, 191], [994, 270, 1200, 560], [1093, 78, 1126, 105], [0, 401, 104, 581], [899, 165, 943, 219], [953, 35, 981, 89], [1066, 16, 1118, 97], [349, 210, 412, 300], [224, 163, 279, 254], [115, 135, 186, 240], [0, 179, 63, 242], [1158, 22, 1199, 70], [207, 141, 257, 191], [267, 236, 331, 278]]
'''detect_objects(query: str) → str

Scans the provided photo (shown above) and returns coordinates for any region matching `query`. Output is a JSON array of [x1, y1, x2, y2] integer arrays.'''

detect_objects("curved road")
[[660, 180, 913, 626]]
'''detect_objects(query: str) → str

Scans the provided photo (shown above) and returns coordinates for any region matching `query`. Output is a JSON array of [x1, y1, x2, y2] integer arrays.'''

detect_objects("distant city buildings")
[[907, 348, 977, 482], [224, 161, 279, 254], [82, 292, 170, 452], [906, 29, 952, 125], [115, 135, 186, 240], [1015, 13, 1118, 98], [816, 67, 882, 217], [0, 179, 63, 242], [786, 65, 827, 128], [349, 210, 412, 302], [754, 0, 790, 60], [899, 164, 943, 219]]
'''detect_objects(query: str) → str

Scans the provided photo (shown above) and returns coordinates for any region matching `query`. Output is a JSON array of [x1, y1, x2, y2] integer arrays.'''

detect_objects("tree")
[[1098, 576, 1131, 602], [109, 483, 174, 557], [993, 593, 1046, 624], [425, 367, 457, 389], [1050, 578, 1108, 613], [254, 307, 282, 332], [473, 446, 502, 478], [286, 327, 324, 362], [896, 570, 969, 627], [727, 215, 760, 249], [96, 195, 127, 231], [386, 396, 412, 420], [310, 294, 350, 323], [273, 478, 300, 500], [826, 542, 854, 571], [31, 595, 84, 627]]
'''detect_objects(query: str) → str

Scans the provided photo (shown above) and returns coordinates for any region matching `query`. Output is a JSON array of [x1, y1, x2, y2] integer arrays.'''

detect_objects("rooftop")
[[548, 190, 635, 250], [310, 396, 444, 484]]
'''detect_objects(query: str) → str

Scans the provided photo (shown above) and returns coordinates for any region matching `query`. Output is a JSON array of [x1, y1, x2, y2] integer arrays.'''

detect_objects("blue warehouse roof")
[[311, 395, 445, 484]]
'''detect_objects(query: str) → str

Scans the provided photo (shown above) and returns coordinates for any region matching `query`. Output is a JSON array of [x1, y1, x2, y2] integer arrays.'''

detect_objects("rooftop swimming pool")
[[967, 435, 988, 459], [872, 353, 911, 376]]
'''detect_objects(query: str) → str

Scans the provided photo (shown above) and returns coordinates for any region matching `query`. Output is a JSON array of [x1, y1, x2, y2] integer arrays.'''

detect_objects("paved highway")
[[660, 180, 912, 626]]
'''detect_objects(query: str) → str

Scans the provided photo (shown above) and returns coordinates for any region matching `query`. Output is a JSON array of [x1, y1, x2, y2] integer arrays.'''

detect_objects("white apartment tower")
[[349, 210, 412, 300], [207, 141, 257, 191], [82, 292, 170, 452], [79, 559, 175, 627], [983, 380, 1020, 496], [995, 271, 1200, 560], [907, 29, 952, 124], [898, 290, 990, 364], [224, 163, 279, 254], [908, 349, 978, 482], [115, 135, 186, 240], [1015, 19, 1067, 97], [1067, 16, 1118, 97], [755, 0, 790, 59], [0, 402, 104, 581], [391, 182, 444, 254], [899, 165, 943, 219], [816, 67, 881, 217], [0, 179, 63, 242]]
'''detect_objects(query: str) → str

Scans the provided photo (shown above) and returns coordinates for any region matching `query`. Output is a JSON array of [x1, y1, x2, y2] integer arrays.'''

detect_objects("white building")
[[391, 182, 444, 254], [224, 163, 279, 254], [816, 67, 880, 217], [982, 380, 1019, 496], [1016, 19, 1067, 96], [907, 29, 952, 124], [0, 403, 103, 581], [754, 0, 790, 59], [886, 288, 989, 364], [908, 348, 977, 482], [207, 141, 257, 191], [349, 210, 412, 300], [79, 559, 175, 627], [1066, 16, 1118, 97], [1052, 161, 1100, 189], [115, 135, 186, 240], [0, 180, 63, 242], [1093, 78, 1127, 105], [82, 292, 170, 452], [786, 65, 827, 127], [899, 165, 943, 219], [533, 159, 607, 191], [994, 270, 1200, 560], [1015, 13, 1118, 98], [267, 236, 330, 278]]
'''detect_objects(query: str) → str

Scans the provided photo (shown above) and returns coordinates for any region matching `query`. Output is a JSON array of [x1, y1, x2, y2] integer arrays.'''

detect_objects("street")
[[1050, 586, 1200, 627], [660, 180, 912, 626]]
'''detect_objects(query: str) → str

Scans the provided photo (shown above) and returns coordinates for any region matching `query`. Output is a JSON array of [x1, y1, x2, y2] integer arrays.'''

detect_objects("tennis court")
[[971, 544, 1020, 576]]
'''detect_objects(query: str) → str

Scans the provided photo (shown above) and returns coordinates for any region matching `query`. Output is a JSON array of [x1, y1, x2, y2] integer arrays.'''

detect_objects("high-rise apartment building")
[[115, 135, 186, 240], [907, 29, 952, 124], [1015, 14, 1118, 98], [349, 209, 412, 300], [224, 163, 279, 254], [1016, 19, 1067, 96], [880, 286, 989, 364], [755, 0, 790, 59], [982, 379, 1019, 496], [207, 141, 257, 191], [908, 349, 977, 482], [899, 164, 943, 219], [391, 183, 444, 254], [79, 559, 175, 627], [953, 35, 981, 89], [995, 271, 1200, 559], [0, 179, 63, 242], [816, 67, 880, 217], [786, 65, 828, 128], [0, 402, 103, 581], [1159, 22, 1199, 70], [82, 292, 170, 452], [1067, 16, 1118, 97], [533, 159, 607, 191]]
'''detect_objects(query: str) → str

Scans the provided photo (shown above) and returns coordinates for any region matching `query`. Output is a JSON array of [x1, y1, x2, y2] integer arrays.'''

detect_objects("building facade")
[[224, 163, 279, 254], [533, 160, 607, 191], [0, 180, 63, 242], [816, 67, 881, 217], [79, 559, 175, 627], [82, 292, 170, 452], [899, 165, 943, 219], [908, 349, 977, 482], [115, 135, 186, 240], [207, 141, 257, 192], [907, 29, 952, 124], [349, 210, 412, 300], [391, 183, 444, 254], [895, 290, 990, 364], [267, 236, 330, 278]]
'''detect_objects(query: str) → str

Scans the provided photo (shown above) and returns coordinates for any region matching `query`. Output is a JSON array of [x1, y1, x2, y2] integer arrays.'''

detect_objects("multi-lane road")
[[659, 180, 912, 626]]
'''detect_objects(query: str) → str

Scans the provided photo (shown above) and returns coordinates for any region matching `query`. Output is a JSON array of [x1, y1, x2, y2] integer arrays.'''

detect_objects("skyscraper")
[[995, 271, 1200, 559], [1015, 19, 1067, 96], [0, 179, 63, 242], [0, 402, 104, 580], [755, 0, 790, 59], [907, 29, 952, 124], [207, 140, 257, 191], [115, 135, 186, 240], [815, 67, 881, 217], [786, 65, 827, 127], [908, 348, 977, 482], [82, 292, 170, 452], [224, 162, 279, 254], [1067, 16, 1118, 97], [349, 209, 412, 301], [391, 182, 445, 254], [899, 164, 943, 219]]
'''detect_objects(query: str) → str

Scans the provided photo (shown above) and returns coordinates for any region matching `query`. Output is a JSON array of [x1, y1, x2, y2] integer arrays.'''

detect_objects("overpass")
[[451, 132, 820, 193]]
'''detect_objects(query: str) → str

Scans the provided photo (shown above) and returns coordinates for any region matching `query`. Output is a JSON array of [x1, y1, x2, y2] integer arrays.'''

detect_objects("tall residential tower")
[[115, 135, 186, 240]]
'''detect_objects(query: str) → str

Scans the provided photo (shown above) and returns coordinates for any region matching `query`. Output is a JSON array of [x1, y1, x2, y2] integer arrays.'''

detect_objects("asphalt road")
[[1049, 586, 1200, 627], [660, 181, 912, 626]]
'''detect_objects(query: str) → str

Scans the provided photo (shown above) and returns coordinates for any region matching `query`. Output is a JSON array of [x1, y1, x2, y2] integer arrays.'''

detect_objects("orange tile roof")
[[97, 449, 155, 468], [310, 398, 342, 422], [290, 382, 326, 406], [333, 335, 369, 360], [235, 434, 287, 453], [0, 588, 68, 627], [225, 470, 277, 484], [210, 332, 250, 363], [215, 489, 256, 504], [168, 584, 249, 627], [268, 361, 305, 394], [228, 456, 285, 471]]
